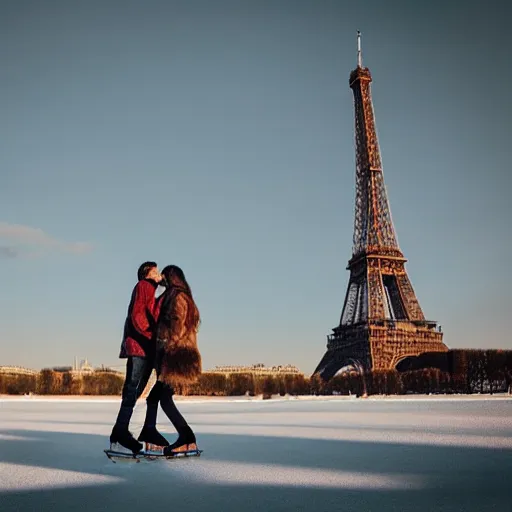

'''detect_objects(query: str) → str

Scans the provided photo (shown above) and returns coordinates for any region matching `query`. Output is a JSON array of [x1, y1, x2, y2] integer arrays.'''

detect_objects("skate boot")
[[110, 426, 143, 454], [163, 427, 199, 457], [138, 426, 169, 453]]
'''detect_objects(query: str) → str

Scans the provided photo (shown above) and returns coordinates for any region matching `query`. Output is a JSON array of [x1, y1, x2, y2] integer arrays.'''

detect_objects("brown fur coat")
[[155, 290, 201, 387]]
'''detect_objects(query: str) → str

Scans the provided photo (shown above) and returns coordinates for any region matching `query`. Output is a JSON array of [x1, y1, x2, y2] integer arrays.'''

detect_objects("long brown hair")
[[160, 265, 200, 332]]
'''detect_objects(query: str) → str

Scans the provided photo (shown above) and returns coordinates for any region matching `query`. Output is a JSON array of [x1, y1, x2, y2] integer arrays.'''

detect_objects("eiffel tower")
[[315, 33, 448, 380]]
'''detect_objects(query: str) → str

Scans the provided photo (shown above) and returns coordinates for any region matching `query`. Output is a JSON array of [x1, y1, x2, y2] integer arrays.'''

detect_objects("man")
[[110, 261, 162, 453]]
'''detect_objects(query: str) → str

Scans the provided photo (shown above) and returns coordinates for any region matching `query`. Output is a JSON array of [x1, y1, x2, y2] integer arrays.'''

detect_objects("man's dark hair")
[[137, 261, 157, 281]]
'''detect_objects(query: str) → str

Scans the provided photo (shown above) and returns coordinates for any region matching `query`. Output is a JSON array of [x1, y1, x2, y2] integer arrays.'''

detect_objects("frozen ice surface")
[[0, 396, 511, 511]]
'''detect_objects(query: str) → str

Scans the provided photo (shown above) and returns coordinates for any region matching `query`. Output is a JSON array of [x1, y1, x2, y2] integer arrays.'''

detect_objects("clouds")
[[0, 222, 93, 259], [0, 246, 19, 259]]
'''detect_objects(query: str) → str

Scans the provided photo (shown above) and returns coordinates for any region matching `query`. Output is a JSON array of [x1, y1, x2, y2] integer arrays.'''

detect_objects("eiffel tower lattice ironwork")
[[314, 33, 448, 380]]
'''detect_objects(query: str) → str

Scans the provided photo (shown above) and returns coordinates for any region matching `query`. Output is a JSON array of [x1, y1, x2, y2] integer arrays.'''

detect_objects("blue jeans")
[[113, 356, 154, 430]]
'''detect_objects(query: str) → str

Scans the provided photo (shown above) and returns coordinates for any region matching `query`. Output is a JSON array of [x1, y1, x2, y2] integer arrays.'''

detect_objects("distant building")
[[52, 366, 73, 373], [74, 357, 94, 374], [208, 363, 302, 376], [0, 366, 38, 377], [0, 359, 123, 378], [94, 366, 125, 375], [52, 358, 123, 377]]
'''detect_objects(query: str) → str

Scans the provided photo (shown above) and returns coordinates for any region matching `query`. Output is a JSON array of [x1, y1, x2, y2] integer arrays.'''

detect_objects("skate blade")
[[104, 449, 142, 463], [164, 449, 203, 459], [104, 443, 203, 462]]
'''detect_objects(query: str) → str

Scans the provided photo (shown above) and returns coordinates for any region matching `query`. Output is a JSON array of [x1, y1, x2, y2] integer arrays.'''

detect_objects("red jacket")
[[119, 279, 159, 358]]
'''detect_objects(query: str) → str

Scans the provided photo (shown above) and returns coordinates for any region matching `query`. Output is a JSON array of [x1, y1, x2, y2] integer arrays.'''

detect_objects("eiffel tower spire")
[[350, 31, 401, 260], [314, 33, 447, 379], [357, 30, 362, 68]]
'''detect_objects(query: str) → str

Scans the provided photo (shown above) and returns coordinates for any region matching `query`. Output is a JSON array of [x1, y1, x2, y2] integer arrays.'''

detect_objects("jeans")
[[113, 356, 154, 430]]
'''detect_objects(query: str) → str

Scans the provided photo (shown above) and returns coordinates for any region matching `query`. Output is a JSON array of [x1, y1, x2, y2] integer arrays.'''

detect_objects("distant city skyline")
[[0, 359, 303, 376], [1, 0, 511, 373]]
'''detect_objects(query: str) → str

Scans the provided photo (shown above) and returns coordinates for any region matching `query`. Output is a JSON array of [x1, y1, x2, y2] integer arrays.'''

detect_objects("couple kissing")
[[110, 262, 201, 457]]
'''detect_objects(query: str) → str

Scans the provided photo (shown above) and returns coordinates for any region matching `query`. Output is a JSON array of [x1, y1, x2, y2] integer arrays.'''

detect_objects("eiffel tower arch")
[[315, 33, 448, 380]]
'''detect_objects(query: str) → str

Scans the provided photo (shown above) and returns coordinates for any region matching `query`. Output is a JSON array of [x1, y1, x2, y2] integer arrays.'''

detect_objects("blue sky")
[[1, 0, 511, 374]]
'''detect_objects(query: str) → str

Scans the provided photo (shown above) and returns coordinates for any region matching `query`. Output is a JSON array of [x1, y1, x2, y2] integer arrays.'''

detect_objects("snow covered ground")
[[0, 396, 511, 511]]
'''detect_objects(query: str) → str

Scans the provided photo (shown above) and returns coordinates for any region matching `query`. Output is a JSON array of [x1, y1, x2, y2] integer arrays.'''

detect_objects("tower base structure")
[[315, 320, 447, 380]]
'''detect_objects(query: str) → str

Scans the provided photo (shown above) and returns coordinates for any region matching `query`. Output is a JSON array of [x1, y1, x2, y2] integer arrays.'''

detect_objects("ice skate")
[[163, 430, 202, 458], [138, 426, 169, 454], [163, 442, 202, 458], [105, 426, 143, 461]]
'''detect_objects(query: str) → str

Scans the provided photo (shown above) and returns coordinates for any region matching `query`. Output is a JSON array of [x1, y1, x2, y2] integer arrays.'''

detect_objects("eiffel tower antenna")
[[357, 30, 362, 68]]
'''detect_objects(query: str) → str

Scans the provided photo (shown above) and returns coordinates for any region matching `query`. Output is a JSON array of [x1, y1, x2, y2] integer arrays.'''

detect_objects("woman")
[[138, 265, 202, 455]]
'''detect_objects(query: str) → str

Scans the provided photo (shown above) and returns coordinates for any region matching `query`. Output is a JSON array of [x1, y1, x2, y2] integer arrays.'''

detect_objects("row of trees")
[[396, 349, 512, 395], [178, 373, 310, 397], [0, 370, 124, 396], [0, 374, 37, 395], [315, 368, 482, 396], [1, 349, 511, 396]]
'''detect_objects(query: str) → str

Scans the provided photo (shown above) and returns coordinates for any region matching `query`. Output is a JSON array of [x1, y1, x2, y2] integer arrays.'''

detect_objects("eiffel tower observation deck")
[[315, 33, 448, 380]]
